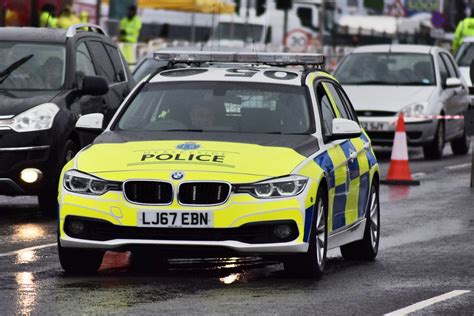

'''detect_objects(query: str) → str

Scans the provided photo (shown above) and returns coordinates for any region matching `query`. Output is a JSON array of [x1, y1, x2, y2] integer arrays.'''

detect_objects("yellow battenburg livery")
[[57, 52, 380, 276]]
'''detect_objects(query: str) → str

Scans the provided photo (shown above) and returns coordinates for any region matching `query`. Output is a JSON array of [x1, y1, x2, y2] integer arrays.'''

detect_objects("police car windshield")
[[0, 42, 66, 90], [115, 82, 312, 134], [335, 53, 436, 86]]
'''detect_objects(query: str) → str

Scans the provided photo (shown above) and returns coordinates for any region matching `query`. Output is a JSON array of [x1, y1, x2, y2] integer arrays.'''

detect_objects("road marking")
[[0, 243, 56, 258], [384, 290, 471, 316], [446, 163, 471, 170]]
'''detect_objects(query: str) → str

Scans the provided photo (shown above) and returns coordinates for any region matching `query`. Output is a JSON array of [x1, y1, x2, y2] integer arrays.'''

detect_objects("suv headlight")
[[11, 103, 59, 132], [234, 175, 308, 199], [64, 170, 117, 195], [401, 103, 426, 117]]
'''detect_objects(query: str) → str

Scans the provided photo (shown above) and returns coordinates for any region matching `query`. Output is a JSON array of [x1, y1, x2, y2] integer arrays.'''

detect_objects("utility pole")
[[96, 0, 102, 25]]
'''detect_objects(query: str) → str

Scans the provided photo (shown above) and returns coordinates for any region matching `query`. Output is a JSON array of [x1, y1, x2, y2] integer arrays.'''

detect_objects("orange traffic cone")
[[381, 113, 420, 185]]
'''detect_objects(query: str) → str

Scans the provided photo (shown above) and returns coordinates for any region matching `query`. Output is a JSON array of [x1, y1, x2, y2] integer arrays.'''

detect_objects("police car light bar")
[[154, 51, 325, 66]]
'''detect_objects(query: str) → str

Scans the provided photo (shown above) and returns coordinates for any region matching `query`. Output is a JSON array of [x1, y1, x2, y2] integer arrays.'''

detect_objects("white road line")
[[0, 243, 56, 258], [446, 163, 472, 170], [384, 290, 471, 316]]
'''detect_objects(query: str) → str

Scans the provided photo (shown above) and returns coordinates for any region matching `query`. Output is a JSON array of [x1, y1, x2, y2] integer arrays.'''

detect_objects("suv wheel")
[[38, 139, 78, 218], [451, 124, 470, 155], [423, 120, 445, 159], [283, 186, 328, 278]]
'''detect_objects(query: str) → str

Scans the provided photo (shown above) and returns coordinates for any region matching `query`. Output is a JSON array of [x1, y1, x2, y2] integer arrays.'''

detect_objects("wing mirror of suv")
[[445, 77, 462, 88], [327, 118, 362, 142], [81, 76, 109, 96], [75, 113, 104, 131]]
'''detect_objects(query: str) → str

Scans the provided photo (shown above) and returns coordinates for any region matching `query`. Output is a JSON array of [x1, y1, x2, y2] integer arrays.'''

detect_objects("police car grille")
[[123, 181, 173, 204], [178, 182, 231, 205]]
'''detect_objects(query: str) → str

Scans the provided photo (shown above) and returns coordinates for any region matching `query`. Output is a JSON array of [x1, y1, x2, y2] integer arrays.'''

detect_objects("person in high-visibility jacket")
[[57, 5, 81, 29], [79, 10, 89, 24], [39, 4, 58, 28], [452, 15, 474, 53], [120, 5, 142, 65]]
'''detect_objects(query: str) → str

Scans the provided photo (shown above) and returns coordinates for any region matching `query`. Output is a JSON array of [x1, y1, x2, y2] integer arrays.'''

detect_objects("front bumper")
[[359, 116, 438, 146], [0, 144, 52, 195], [59, 184, 312, 254]]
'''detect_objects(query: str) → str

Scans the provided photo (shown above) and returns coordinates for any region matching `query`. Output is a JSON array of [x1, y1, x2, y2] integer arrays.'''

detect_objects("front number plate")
[[360, 121, 389, 131], [138, 211, 213, 228]]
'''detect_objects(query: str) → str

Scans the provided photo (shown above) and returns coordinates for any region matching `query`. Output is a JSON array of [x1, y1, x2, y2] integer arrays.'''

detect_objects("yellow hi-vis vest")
[[119, 16, 142, 43], [453, 17, 474, 52], [39, 11, 58, 28]]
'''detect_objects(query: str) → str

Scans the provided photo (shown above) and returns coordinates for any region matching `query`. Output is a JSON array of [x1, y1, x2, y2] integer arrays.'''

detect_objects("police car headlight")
[[235, 175, 308, 198], [64, 170, 110, 195], [10, 103, 60, 132], [402, 103, 425, 117]]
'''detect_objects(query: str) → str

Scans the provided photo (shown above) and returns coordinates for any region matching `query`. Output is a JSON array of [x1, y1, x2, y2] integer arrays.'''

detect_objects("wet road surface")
[[0, 146, 473, 315]]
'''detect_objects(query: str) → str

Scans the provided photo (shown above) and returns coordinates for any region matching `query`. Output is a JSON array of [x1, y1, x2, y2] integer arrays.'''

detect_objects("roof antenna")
[[248, 21, 257, 54]]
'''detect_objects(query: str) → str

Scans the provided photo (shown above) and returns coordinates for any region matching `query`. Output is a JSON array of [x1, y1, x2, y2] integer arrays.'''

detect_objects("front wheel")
[[451, 124, 470, 155], [283, 186, 328, 277], [340, 182, 380, 261], [423, 120, 445, 159]]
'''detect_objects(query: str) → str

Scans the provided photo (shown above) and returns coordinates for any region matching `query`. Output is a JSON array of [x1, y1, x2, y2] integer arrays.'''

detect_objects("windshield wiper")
[[394, 81, 432, 86], [0, 54, 34, 84]]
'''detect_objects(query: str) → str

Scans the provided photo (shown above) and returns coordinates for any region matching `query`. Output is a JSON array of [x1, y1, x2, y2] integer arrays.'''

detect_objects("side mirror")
[[328, 118, 361, 141], [75, 113, 104, 131], [446, 77, 462, 88], [81, 76, 109, 96]]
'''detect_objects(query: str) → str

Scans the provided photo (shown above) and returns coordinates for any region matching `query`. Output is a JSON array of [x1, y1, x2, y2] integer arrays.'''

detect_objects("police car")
[[58, 52, 381, 276]]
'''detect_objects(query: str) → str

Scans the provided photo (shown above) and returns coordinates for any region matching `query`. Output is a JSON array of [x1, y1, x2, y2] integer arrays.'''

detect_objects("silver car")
[[334, 44, 470, 159]]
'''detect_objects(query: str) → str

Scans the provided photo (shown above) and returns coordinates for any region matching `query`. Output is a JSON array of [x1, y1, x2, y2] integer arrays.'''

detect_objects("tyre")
[[58, 242, 104, 274], [340, 181, 380, 261], [451, 125, 470, 155], [283, 185, 328, 278], [423, 120, 445, 159], [39, 139, 78, 218]]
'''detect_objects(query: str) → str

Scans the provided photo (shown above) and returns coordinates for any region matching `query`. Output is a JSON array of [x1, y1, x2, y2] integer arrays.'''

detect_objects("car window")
[[105, 44, 126, 82], [334, 53, 435, 86], [87, 41, 116, 84], [437, 54, 449, 84], [0, 42, 66, 90], [114, 82, 312, 134], [441, 52, 459, 78], [76, 42, 96, 84], [335, 84, 358, 122], [456, 43, 474, 66], [323, 82, 351, 120], [315, 82, 336, 137]]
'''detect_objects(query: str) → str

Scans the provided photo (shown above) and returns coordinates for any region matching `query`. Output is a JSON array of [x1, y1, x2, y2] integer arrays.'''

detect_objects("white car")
[[334, 44, 471, 159]]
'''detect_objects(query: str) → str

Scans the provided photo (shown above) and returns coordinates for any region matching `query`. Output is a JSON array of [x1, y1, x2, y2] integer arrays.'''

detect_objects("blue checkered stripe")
[[307, 139, 373, 236]]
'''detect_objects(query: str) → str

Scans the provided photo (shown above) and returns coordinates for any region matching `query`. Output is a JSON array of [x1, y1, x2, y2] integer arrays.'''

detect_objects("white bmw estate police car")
[[58, 52, 380, 276]]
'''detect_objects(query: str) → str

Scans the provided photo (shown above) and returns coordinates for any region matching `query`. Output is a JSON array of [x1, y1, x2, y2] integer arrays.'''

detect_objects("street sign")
[[431, 11, 445, 29], [285, 29, 311, 53]]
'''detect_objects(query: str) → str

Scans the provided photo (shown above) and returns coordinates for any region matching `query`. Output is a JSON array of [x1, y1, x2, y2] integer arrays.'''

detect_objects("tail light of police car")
[[235, 175, 308, 199]]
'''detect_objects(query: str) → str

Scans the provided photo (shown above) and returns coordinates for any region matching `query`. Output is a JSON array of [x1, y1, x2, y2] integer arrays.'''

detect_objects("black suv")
[[0, 24, 135, 216]]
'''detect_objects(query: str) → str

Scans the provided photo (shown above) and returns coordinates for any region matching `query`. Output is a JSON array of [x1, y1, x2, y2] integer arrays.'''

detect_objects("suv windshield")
[[334, 53, 435, 86], [456, 43, 474, 67], [0, 42, 66, 90], [115, 82, 312, 134]]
